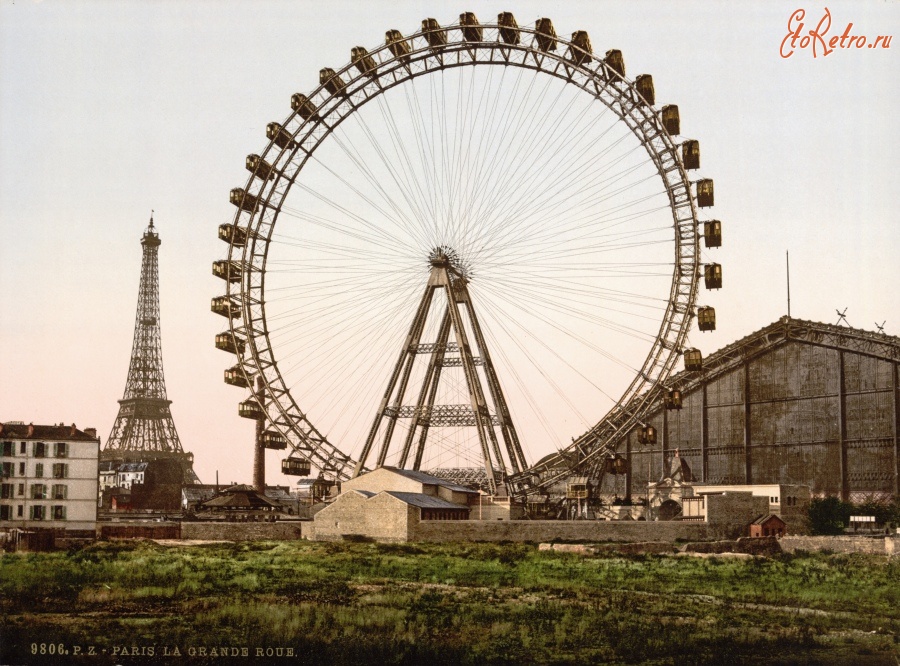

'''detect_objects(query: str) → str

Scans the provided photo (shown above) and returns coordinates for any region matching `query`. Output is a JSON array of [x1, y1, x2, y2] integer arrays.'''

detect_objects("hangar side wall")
[[619, 339, 898, 501]]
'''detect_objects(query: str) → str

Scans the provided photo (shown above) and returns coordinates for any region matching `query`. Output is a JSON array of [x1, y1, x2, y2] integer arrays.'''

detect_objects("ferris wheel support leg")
[[461, 295, 528, 475], [443, 277, 502, 496], [400, 308, 452, 469], [353, 282, 437, 477]]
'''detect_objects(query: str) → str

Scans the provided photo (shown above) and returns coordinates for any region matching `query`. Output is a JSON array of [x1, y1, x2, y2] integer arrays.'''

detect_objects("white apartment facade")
[[0, 422, 100, 531]]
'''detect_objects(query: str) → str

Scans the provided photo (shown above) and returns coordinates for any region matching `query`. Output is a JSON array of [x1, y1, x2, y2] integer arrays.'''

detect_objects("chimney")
[[85, 428, 98, 440], [27, 423, 34, 438], [70, 423, 77, 437]]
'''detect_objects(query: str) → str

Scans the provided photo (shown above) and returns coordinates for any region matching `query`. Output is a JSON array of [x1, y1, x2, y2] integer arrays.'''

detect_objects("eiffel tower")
[[102, 214, 199, 483], [354, 247, 527, 495]]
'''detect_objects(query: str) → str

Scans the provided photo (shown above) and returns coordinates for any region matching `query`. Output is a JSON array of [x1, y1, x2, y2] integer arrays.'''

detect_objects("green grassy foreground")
[[1, 540, 898, 665]]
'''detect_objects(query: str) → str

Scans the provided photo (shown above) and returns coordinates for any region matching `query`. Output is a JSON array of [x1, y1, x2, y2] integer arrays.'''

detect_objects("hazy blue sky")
[[1, 0, 897, 487]]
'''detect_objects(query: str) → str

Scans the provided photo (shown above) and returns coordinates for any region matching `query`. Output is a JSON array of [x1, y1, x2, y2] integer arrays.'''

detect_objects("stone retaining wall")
[[780, 535, 899, 555], [181, 521, 305, 541], [409, 520, 710, 543]]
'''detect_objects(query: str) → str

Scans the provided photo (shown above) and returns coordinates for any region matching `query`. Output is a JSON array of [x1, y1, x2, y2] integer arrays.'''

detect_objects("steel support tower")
[[354, 248, 527, 495], [103, 214, 199, 483]]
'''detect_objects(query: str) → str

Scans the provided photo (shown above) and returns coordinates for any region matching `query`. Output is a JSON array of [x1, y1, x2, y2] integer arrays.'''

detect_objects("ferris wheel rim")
[[220, 16, 704, 486]]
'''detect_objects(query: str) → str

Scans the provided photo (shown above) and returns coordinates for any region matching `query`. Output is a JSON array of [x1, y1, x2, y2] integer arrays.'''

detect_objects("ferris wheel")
[[213, 12, 721, 497]]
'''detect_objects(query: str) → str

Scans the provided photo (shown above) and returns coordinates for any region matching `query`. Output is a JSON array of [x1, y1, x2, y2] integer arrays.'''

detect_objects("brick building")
[[0, 422, 99, 532]]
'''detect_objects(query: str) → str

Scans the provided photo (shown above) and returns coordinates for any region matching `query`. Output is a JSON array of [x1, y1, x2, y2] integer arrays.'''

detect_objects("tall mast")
[[103, 213, 199, 483]]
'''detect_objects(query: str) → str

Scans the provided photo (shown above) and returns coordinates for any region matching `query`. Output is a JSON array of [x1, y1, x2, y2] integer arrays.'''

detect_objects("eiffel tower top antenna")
[[102, 213, 199, 483]]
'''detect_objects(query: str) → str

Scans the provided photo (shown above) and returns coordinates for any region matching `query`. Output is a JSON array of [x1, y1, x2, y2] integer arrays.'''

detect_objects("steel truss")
[[106, 216, 199, 483]]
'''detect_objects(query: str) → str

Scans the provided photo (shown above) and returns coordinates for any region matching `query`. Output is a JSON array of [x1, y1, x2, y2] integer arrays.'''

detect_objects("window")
[[0, 484, 12, 499], [1, 441, 12, 457], [1, 462, 12, 478], [33, 442, 46, 458], [19, 442, 25, 454], [52, 463, 68, 479], [30, 505, 46, 521], [54, 442, 68, 458], [31, 484, 47, 499], [52, 505, 66, 520], [17, 505, 23, 517], [52, 484, 67, 500], [17, 483, 24, 496], [0, 505, 11, 520], [35, 463, 44, 478], [18, 462, 25, 476]]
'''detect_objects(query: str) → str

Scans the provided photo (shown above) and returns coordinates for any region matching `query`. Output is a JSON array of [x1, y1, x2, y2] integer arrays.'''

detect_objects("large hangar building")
[[610, 316, 899, 503]]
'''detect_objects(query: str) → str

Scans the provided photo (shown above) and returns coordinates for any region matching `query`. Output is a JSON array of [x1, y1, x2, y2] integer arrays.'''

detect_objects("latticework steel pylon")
[[354, 248, 527, 495], [103, 214, 199, 484]]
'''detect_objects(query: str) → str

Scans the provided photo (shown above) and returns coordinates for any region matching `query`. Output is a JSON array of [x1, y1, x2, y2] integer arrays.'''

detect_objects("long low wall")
[[780, 535, 900, 556], [409, 520, 711, 543], [181, 522, 305, 541]]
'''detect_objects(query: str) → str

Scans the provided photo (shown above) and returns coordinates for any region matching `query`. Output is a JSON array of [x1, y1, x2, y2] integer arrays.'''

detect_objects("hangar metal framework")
[[611, 317, 900, 502]]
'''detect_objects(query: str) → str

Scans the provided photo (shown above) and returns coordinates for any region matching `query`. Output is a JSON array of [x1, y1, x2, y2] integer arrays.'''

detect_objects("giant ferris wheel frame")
[[216, 14, 712, 497]]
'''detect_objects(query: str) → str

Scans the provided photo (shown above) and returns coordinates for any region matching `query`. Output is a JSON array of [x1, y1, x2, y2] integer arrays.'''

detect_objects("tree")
[[808, 496, 852, 535]]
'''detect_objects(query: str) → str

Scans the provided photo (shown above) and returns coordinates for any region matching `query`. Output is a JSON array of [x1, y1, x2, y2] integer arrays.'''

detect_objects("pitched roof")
[[0, 422, 99, 441], [380, 467, 479, 494], [751, 514, 785, 525], [383, 491, 470, 510], [200, 489, 280, 509]]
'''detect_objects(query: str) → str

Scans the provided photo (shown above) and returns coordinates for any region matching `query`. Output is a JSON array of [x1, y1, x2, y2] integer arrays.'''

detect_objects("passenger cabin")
[[229, 188, 259, 213], [637, 424, 657, 445], [422, 18, 447, 50], [320, 68, 348, 97], [262, 430, 287, 450], [215, 332, 245, 356], [704, 220, 722, 248], [385, 30, 411, 63], [351, 47, 377, 77], [696, 179, 715, 207], [282, 456, 312, 476], [683, 348, 703, 371], [212, 260, 241, 283], [704, 263, 723, 290], [534, 18, 557, 52], [682, 140, 700, 170], [568, 31, 592, 66], [566, 477, 590, 500], [635, 74, 655, 105], [224, 365, 250, 388], [604, 49, 625, 78], [661, 105, 680, 135], [211, 296, 240, 319], [604, 456, 628, 475], [665, 389, 683, 410], [246, 154, 275, 180], [460, 12, 482, 42], [697, 306, 716, 331], [266, 122, 297, 150], [290, 93, 319, 120], [238, 399, 264, 420], [498, 12, 520, 44], [218, 223, 247, 247]]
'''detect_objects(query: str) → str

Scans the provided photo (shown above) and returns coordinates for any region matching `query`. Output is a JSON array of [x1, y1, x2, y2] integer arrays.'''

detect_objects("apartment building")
[[0, 422, 99, 531]]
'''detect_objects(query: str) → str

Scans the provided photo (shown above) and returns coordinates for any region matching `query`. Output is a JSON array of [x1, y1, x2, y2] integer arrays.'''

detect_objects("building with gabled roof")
[[0, 422, 99, 532]]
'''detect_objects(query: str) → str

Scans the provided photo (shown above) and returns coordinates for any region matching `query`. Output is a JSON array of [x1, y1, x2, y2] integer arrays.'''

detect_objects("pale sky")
[[1, 0, 897, 487]]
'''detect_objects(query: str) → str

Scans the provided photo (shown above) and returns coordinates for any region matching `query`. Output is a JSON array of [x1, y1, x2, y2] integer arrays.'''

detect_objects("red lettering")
[[809, 8, 833, 57], [840, 23, 854, 48], [781, 9, 806, 58]]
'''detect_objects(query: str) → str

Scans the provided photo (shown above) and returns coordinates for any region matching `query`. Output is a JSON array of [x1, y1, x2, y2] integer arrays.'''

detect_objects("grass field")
[[1, 540, 898, 665]]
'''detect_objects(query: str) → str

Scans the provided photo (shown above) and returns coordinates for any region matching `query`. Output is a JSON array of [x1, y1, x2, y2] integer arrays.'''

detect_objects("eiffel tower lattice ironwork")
[[102, 214, 199, 483], [354, 248, 527, 496]]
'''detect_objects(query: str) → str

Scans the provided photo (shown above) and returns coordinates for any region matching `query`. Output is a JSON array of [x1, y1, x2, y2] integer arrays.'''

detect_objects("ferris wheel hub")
[[429, 245, 470, 279]]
